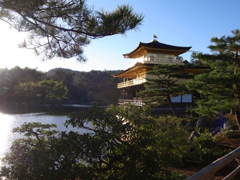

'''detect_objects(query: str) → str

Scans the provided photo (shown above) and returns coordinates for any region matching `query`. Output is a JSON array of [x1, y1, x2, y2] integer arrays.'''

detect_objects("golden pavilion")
[[113, 38, 208, 106]]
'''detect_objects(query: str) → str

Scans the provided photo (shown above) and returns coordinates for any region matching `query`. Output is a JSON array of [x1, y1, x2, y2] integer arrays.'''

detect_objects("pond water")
[[0, 105, 94, 167]]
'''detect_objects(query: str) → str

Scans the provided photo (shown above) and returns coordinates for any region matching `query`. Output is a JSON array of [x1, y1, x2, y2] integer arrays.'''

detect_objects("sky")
[[1, 0, 240, 72]]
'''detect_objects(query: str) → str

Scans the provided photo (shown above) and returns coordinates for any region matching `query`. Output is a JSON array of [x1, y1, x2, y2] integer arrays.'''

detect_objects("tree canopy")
[[15, 79, 68, 102], [186, 29, 240, 128], [139, 64, 193, 116], [0, 67, 68, 103], [0, 0, 143, 61], [0, 67, 120, 105], [0, 105, 189, 180]]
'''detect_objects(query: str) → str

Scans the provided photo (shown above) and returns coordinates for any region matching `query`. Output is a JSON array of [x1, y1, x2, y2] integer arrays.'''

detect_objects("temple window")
[[149, 56, 154, 61]]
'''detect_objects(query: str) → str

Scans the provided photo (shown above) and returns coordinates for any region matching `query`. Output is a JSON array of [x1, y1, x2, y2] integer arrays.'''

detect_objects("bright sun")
[[0, 21, 36, 69], [0, 21, 83, 72], [0, 22, 20, 68]]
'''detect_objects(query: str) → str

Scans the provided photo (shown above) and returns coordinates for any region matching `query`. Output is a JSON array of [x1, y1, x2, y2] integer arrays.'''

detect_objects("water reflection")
[[0, 112, 69, 167], [0, 108, 93, 169], [0, 113, 13, 167]]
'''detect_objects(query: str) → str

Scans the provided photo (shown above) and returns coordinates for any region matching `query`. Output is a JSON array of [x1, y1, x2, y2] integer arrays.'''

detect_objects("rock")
[[196, 117, 206, 128]]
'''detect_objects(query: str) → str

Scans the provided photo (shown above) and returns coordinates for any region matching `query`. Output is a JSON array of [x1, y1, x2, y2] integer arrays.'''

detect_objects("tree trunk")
[[230, 108, 235, 115], [166, 94, 179, 117], [235, 110, 240, 129]]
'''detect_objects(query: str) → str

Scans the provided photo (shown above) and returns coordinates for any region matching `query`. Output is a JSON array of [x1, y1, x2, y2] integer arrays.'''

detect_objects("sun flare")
[[0, 21, 31, 69]]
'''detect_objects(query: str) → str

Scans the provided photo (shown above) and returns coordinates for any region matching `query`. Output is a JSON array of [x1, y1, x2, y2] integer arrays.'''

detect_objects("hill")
[[0, 67, 123, 106]]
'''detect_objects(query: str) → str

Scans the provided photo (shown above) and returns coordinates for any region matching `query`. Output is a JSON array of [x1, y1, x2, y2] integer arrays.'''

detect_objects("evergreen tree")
[[0, 0, 143, 61], [0, 67, 68, 104], [13, 79, 68, 103], [186, 29, 240, 128], [1, 105, 189, 179], [139, 64, 193, 116]]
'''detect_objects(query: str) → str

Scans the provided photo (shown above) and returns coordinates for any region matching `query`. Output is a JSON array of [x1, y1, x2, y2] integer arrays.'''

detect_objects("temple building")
[[113, 38, 208, 107]]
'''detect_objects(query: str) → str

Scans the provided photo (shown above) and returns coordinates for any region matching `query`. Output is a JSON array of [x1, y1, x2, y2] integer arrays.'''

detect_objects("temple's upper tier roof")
[[123, 40, 192, 58]]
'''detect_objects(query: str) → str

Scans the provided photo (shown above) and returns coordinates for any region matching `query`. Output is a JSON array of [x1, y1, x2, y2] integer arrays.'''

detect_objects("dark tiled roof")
[[141, 40, 191, 50], [123, 40, 191, 57]]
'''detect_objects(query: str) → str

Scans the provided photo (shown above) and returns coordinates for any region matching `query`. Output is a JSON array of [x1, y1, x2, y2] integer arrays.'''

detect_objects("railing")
[[118, 99, 144, 106], [129, 57, 183, 68], [117, 78, 146, 88], [185, 147, 240, 180]]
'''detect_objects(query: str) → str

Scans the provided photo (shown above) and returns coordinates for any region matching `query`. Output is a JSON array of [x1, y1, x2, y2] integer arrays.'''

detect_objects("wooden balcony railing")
[[117, 78, 146, 88], [118, 99, 144, 106], [129, 57, 183, 68], [185, 146, 240, 180]]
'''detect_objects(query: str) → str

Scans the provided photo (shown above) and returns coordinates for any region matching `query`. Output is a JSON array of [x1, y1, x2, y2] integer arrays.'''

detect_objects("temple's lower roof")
[[113, 62, 154, 78], [113, 62, 209, 78]]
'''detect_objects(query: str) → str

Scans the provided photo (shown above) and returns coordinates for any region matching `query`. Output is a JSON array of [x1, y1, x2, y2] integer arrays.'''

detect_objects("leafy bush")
[[180, 117, 199, 129], [227, 120, 239, 130], [1, 105, 188, 180], [155, 116, 190, 167], [216, 129, 240, 138], [194, 129, 213, 148], [187, 131, 231, 164]]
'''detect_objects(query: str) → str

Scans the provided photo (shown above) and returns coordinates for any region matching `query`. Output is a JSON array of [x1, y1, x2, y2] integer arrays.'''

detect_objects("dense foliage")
[[186, 29, 240, 129], [15, 79, 69, 102], [0, 67, 120, 105], [0, 67, 68, 103], [189, 130, 231, 164], [48, 68, 121, 105], [0, 105, 189, 180], [0, 0, 143, 61]]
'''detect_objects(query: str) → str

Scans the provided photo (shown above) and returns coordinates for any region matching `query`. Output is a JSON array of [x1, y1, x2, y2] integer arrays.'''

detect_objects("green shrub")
[[180, 117, 199, 130], [216, 129, 239, 138], [187, 131, 231, 164], [228, 120, 239, 130], [1, 105, 189, 180], [156, 116, 190, 167], [194, 129, 214, 148]]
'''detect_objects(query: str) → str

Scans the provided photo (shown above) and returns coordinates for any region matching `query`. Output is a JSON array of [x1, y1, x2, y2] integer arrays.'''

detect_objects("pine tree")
[[186, 29, 240, 128], [139, 64, 193, 116], [0, 0, 143, 61]]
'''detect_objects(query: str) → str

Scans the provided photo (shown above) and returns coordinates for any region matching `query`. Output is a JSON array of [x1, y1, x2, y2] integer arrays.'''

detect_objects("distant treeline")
[[0, 67, 122, 106]]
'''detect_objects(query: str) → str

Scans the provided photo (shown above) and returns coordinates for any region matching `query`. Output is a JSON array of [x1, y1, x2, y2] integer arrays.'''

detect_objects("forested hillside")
[[0, 67, 122, 106]]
